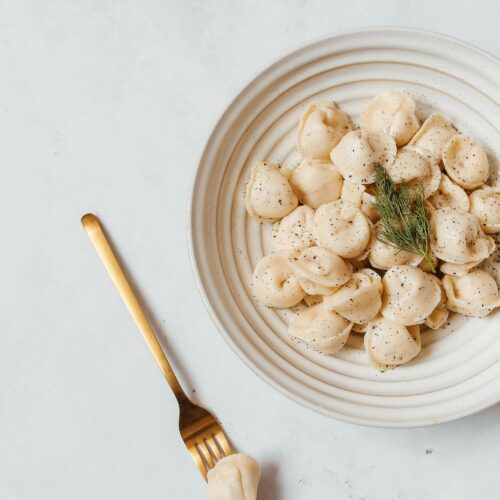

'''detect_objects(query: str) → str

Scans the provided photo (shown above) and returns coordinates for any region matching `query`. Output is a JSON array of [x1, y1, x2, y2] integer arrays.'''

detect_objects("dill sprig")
[[372, 163, 436, 273]]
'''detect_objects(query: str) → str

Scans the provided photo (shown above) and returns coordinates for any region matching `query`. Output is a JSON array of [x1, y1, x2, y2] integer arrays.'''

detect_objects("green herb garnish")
[[372, 163, 435, 273]]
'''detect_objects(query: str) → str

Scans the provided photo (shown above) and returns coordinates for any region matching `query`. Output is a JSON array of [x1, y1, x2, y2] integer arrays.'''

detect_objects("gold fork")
[[81, 213, 232, 480]]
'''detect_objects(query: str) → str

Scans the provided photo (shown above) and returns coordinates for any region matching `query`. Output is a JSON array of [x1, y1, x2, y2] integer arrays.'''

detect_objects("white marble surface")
[[1, 1, 499, 499]]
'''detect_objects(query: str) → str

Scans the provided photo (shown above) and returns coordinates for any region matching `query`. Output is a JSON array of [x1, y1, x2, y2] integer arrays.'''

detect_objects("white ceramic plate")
[[189, 27, 500, 427]]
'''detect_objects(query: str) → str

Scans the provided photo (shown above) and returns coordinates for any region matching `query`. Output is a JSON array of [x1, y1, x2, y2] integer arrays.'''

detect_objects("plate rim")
[[187, 26, 500, 428]]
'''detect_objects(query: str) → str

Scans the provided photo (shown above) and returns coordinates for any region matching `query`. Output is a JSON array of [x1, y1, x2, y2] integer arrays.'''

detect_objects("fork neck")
[[164, 370, 189, 403]]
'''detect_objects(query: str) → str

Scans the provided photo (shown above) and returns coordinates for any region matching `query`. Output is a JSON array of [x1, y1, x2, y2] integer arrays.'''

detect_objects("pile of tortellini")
[[245, 89, 500, 371]]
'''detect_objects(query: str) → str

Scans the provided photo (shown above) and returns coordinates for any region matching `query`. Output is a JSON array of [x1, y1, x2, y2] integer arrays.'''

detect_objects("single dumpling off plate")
[[189, 28, 500, 428]]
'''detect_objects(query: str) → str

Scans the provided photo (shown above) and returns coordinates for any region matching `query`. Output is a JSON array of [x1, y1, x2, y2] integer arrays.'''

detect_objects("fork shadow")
[[258, 460, 283, 500], [94, 217, 198, 394]]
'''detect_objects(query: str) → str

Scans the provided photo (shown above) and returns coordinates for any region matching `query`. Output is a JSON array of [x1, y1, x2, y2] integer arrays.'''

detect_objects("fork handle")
[[81, 213, 187, 402]]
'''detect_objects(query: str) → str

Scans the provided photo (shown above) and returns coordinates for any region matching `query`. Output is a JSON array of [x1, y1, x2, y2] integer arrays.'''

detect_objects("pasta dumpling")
[[295, 273, 338, 296], [207, 454, 260, 500], [297, 100, 351, 160], [361, 89, 419, 146], [288, 303, 352, 354], [369, 223, 423, 270], [294, 277, 337, 298], [245, 161, 298, 221], [352, 323, 368, 333], [386, 149, 441, 198], [364, 317, 421, 371], [424, 275, 449, 330], [330, 130, 396, 184], [408, 113, 456, 163], [324, 268, 382, 325], [469, 186, 500, 234], [481, 256, 500, 286], [381, 265, 442, 325], [303, 294, 323, 307], [439, 260, 483, 278], [272, 205, 315, 250], [245, 89, 499, 372], [340, 181, 379, 222], [442, 134, 489, 189], [313, 200, 371, 258], [429, 174, 469, 211], [289, 246, 352, 296], [443, 270, 500, 318], [289, 159, 343, 209], [252, 251, 305, 308], [430, 207, 495, 268]]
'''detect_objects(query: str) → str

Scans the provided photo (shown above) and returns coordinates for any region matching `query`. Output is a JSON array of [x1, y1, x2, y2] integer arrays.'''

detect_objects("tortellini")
[[207, 453, 260, 500], [330, 130, 396, 184], [439, 260, 482, 278], [381, 265, 442, 325], [429, 173, 469, 211], [313, 200, 371, 258], [442, 134, 489, 189], [245, 161, 298, 221], [364, 317, 421, 370], [361, 89, 420, 146], [352, 322, 368, 333], [443, 270, 500, 318], [252, 251, 305, 308], [481, 255, 500, 286], [245, 89, 499, 372], [295, 274, 334, 296], [469, 186, 500, 233], [340, 180, 379, 222], [297, 100, 351, 160], [272, 205, 315, 250], [289, 159, 343, 209], [303, 294, 323, 307], [289, 246, 352, 295], [424, 275, 449, 330], [430, 208, 495, 271], [386, 149, 441, 198], [324, 268, 382, 325], [408, 113, 456, 163], [369, 223, 423, 270], [288, 302, 352, 354]]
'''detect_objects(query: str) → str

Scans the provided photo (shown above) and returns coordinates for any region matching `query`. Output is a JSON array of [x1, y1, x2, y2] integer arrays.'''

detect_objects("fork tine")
[[188, 446, 208, 479], [205, 437, 222, 462], [197, 441, 215, 470], [214, 430, 233, 456]]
